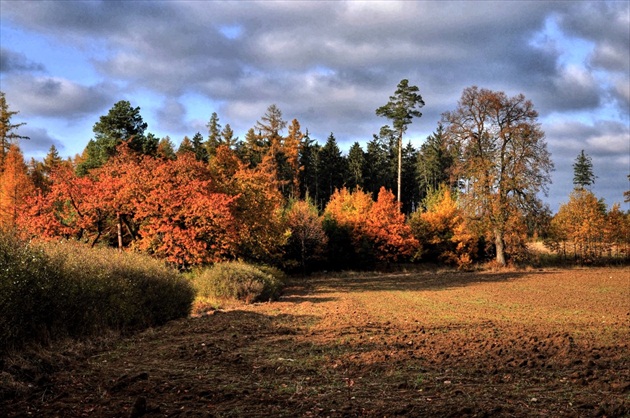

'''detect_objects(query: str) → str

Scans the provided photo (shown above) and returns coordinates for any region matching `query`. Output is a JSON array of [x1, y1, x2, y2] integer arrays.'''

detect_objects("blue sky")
[[1, 0, 628, 212]]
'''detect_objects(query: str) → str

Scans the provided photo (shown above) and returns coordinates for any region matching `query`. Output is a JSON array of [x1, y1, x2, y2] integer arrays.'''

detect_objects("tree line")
[[1, 84, 628, 270]]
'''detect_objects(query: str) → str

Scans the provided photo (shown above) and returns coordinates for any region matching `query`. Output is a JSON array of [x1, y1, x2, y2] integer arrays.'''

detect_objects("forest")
[[1, 83, 629, 272]]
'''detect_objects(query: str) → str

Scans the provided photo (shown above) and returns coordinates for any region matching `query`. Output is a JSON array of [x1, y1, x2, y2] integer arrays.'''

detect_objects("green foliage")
[[0, 234, 194, 353], [572, 149, 596, 189], [193, 261, 285, 303]]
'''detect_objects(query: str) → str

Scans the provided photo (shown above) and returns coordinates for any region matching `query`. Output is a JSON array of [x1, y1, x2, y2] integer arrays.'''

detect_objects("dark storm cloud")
[[0, 48, 45, 73]]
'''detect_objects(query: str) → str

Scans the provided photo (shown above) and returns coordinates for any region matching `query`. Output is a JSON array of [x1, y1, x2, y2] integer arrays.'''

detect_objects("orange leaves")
[[324, 187, 418, 263], [0, 145, 34, 230], [365, 188, 418, 262], [409, 186, 477, 267]]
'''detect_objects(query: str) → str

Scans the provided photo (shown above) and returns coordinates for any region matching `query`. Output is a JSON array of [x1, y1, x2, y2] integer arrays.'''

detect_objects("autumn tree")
[[365, 187, 419, 262], [0, 92, 29, 171], [283, 198, 328, 273], [376, 79, 425, 203], [550, 188, 607, 262], [408, 185, 477, 267], [209, 145, 287, 264], [572, 149, 596, 189], [0, 144, 34, 230], [443, 86, 553, 266]]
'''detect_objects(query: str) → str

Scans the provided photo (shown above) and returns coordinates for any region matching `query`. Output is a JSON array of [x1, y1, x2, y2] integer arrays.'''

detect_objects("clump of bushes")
[[0, 233, 195, 353], [193, 261, 285, 304]]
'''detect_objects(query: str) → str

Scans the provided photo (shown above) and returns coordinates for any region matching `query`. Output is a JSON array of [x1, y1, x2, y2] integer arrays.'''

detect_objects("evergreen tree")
[[77, 100, 150, 175], [401, 141, 419, 213], [376, 79, 425, 203], [298, 132, 321, 203], [347, 142, 365, 190], [0, 92, 29, 171], [416, 123, 454, 202], [191, 132, 209, 162], [317, 133, 348, 208], [572, 149, 596, 189], [364, 135, 394, 199], [206, 112, 222, 157]]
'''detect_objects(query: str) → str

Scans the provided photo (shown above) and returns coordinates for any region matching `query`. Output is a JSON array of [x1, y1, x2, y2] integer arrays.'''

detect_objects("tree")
[[416, 123, 454, 201], [347, 142, 365, 190], [77, 100, 150, 174], [191, 132, 209, 162], [408, 185, 477, 267], [157, 136, 176, 160], [572, 149, 596, 189], [376, 79, 425, 203], [283, 119, 304, 198], [443, 86, 553, 266], [0, 144, 34, 230], [298, 132, 321, 203], [283, 198, 328, 273], [206, 112, 222, 157], [0, 92, 29, 171], [364, 134, 394, 199], [551, 188, 607, 262], [317, 133, 348, 208], [365, 187, 419, 262]]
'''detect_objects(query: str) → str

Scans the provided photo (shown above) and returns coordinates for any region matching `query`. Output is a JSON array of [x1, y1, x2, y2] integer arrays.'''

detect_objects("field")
[[3, 267, 629, 417]]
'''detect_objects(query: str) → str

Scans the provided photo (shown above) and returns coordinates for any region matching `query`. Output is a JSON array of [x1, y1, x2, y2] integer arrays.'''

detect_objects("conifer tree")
[[572, 150, 596, 189], [0, 92, 29, 171]]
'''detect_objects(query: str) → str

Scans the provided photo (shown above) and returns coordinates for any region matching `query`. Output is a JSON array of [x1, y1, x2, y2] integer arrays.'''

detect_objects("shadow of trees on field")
[[295, 269, 556, 295]]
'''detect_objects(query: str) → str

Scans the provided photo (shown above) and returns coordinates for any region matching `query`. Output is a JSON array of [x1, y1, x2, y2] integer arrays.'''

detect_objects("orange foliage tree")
[[365, 188, 418, 262], [324, 187, 418, 265], [408, 185, 477, 267], [133, 153, 238, 267], [209, 145, 287, 264], [0, 144, 34, 231]]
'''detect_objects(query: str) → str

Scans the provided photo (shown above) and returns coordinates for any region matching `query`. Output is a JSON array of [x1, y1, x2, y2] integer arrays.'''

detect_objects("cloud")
[[155, 98, 188, 134], [0, 48, 45, 73], [1, 74, 117, 118], [16, 126, 66, 160]]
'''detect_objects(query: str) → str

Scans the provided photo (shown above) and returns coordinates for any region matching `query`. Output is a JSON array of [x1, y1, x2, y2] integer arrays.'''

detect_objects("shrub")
[[0, 234, 195, 353], [193, 261, 284, 303]]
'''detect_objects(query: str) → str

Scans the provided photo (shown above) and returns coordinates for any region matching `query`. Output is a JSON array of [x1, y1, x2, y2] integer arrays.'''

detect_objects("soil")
[[2, 267, 629, 417]]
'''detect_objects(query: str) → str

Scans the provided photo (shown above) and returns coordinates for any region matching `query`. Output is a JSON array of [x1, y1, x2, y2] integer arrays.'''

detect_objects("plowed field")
[[3, 267, 629, 417]]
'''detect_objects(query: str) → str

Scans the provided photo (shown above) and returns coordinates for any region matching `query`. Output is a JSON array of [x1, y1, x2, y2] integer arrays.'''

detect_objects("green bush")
[[193, 261, 285, 303], [0, 234, 195, 353]]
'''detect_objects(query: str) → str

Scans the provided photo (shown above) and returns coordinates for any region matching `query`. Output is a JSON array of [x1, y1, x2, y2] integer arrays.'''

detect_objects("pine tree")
[[376, 79, 425, 203], [572, 150, 596, 189], [0, 92, 29, 171], [347, 142, 365, 190]]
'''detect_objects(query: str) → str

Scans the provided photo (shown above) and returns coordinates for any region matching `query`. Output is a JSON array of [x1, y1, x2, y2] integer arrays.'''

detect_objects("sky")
[[1, 0, 628, 212]]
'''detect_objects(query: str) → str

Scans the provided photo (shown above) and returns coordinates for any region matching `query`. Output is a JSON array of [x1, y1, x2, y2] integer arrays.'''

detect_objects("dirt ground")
[[2, 267, 629, 417]]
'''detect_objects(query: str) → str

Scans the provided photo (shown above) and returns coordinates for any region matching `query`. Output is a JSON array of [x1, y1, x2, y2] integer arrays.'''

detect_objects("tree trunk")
[[494, 228, 506, 266], [116, 212, 123, 252], [397, 132, 402, 205]]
